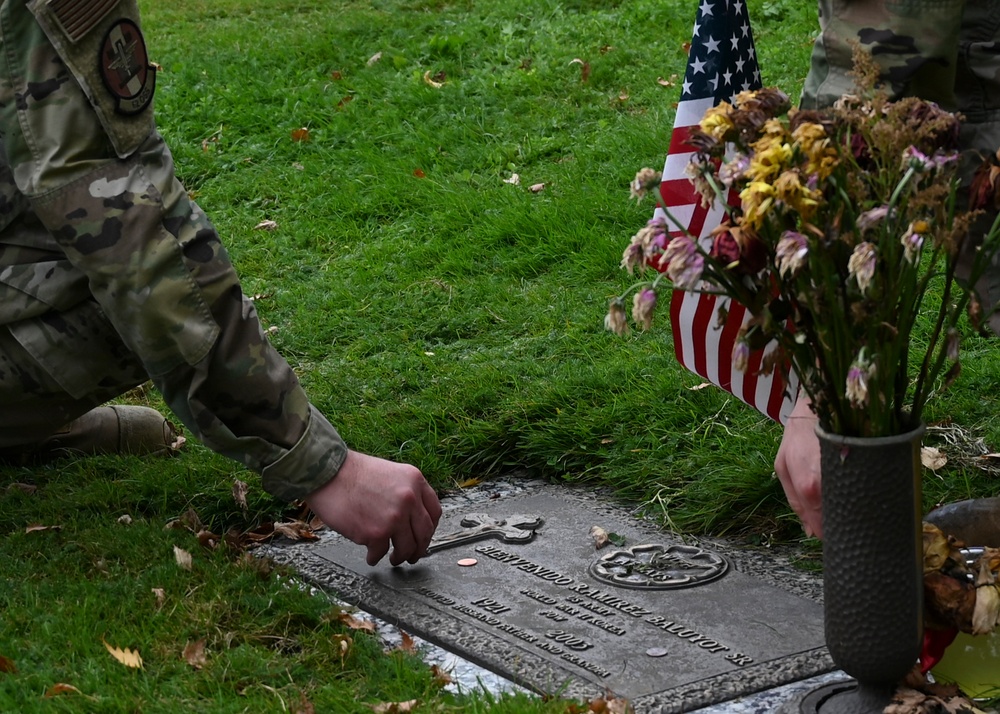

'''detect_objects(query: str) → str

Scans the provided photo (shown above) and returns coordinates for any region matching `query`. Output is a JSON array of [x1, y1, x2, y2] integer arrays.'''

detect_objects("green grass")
[[4, 0, 1000, 710]]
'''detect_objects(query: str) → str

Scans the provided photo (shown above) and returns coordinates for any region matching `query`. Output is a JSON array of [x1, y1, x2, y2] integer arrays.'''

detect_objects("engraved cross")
[[427, 513, 543, 554]]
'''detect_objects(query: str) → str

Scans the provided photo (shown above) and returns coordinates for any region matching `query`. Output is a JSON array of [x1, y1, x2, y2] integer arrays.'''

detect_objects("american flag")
[[654, 0, 797, 424]]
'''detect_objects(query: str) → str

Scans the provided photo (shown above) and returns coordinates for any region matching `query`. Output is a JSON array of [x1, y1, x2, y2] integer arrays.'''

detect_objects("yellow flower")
[[699, 102, 735, 140], [773, 170, 821, 220], [792, 121, 839, 180], [739, 181, 776, 229]]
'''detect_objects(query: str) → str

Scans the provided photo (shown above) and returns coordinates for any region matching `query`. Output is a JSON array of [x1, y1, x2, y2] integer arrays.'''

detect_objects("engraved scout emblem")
[[100, 19, 156, 115]]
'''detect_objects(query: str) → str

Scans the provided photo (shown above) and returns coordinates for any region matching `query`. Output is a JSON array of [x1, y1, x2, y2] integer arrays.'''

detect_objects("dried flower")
[[901, 221, 927, 264], [846, 353, 872, 408], [847, 242, 877, 294], [732, 337, 751, 374], [630, 168, 662, 202], [632, 289, 657, 331], [604, 298, 629, 336], [663, 236, 704, 290], [775, 231, 808, 277]]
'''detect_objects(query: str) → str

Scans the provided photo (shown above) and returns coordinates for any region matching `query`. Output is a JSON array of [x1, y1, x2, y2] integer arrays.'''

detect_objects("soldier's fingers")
[[421, 480, 442, 529], [366, 538, 391, 566], [389, 527, 418, 567]]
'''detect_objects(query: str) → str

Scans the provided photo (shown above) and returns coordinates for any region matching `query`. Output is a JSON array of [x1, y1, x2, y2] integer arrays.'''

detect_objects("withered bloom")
[[632, 289, 657, 331], [630, 168, 662, 202], [604, 298, 629, 336]]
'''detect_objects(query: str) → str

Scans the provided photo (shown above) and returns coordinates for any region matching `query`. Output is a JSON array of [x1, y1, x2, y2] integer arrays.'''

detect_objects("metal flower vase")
[[810, 423, 925, 714]]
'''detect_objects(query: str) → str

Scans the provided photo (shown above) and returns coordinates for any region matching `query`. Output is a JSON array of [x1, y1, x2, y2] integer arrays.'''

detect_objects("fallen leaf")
[[337, 95, 353, 108], [6, 483, 36, 495], [117, 514, 133, 525], [151, 588, 166, 608], [395, 631, 418, 654], [599, 45, 614, 54], [254, 220, 279, 231], [292, 693, 316, 714], [922, 447, 948, 471], [430, 664, 452, 687], [503, 173, 520, 186], [44, 683, 83, 698], [413, 168, 426, 178], [529, 183, 545, 193], [688, 382, 713, 391], [103, 640, 144, 669], [25, 524, 61, 534], [196, 530, 221, 550], [232, 479, 249, 514], [180, 508, 203, 532], [367, 51, 383, 66], [590, 525, 610, 550], [332, 633, 352, 662], [588, 696, 634, 713], [174, 545, 193, 571], [265, 325, 279, 335], [291, 127, 311, 143], [569, 58, 591, 83], [331, 70, 344, 80], [292, 162, 305, 171], [272, 521, 319, 541], [617, 91, 629, 102], [682, 41, 692, 53], [182, 639, 207, 669], [0, 655, 15, 673], [456, 477, 481, 489], [423, 70, 444, 89], [338, 612, 377, 633], [370, 701, 419, 714]]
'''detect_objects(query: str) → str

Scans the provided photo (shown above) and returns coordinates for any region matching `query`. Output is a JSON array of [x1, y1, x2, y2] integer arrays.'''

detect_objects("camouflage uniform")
[[802, 0, 1000, 323], [0, 0, 346, 501]]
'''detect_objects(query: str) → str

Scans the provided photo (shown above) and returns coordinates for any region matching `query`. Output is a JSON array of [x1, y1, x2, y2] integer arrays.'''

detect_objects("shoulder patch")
[[47, 0, 120, 43], [99, 18, 156, 115]]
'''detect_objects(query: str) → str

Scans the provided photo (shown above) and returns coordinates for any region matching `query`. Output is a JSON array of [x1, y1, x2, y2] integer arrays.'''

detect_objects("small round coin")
[[457, 558, 478, 567], [645, 647, 669, 658]]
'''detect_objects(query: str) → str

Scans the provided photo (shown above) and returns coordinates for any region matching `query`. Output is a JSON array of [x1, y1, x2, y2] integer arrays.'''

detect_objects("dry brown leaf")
[[103, 640, 144, 669], [292, 693, 317, 714], [337, 95, 354, 109], [197, 530, 221, 550], [370, 701, 419, 714], [569, 58, 591, 83], [174, 545, 193, 571], [338, 612, 377, 633], [430, 664, 452, 688], [151, 588, 166, 608], [332, 633, 352, 662], [254, 220, 279, 231], [423, 70, 444, 89], [588, 696, 634, 714], [232, 479, 249, 514], [25, 524, 61, 534], [272, 521, 319, 541], [529, 183, 545, 193], [367, 52, 383, 66], [921, 446, 948, 471], [180, 508, 203, 532], [0, 655, 15, 673], [413, 168, 426, 178], [331, 70, 344, 80], [456, 477, 481, 489], [182, 639, 207, 669], [657, 74, 678, 87], [6, 483, 37, 495], [617, 91, 629, 102], [291, 127, 311, 143], [44, 683, 84, 698], [395, 631, 418, 654]]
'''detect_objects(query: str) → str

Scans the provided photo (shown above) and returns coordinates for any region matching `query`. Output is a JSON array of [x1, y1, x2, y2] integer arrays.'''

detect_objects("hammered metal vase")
[[814, 423, 925, 713]]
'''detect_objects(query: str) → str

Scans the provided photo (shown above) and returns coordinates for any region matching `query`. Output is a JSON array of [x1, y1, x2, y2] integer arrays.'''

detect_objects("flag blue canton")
[[682, 0, 762, 104]]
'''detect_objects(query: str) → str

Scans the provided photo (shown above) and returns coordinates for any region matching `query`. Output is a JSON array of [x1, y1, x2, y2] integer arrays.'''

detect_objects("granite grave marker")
[[269, 482, 834, 712]]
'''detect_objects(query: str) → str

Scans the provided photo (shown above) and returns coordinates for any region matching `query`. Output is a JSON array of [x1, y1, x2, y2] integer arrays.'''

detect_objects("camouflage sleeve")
[[0, 0, 347, 500]]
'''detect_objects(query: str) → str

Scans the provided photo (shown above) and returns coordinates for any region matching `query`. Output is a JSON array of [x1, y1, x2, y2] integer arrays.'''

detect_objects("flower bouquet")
[[609, 60, 1000, 440]]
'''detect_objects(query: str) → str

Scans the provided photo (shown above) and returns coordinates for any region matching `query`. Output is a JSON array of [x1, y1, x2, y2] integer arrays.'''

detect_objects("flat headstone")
[[268, 481, 834, 712]]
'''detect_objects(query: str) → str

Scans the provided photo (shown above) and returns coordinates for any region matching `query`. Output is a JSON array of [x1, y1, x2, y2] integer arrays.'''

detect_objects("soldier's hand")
[[305, 450, 442, 566], [774, 395, 823, 539]]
